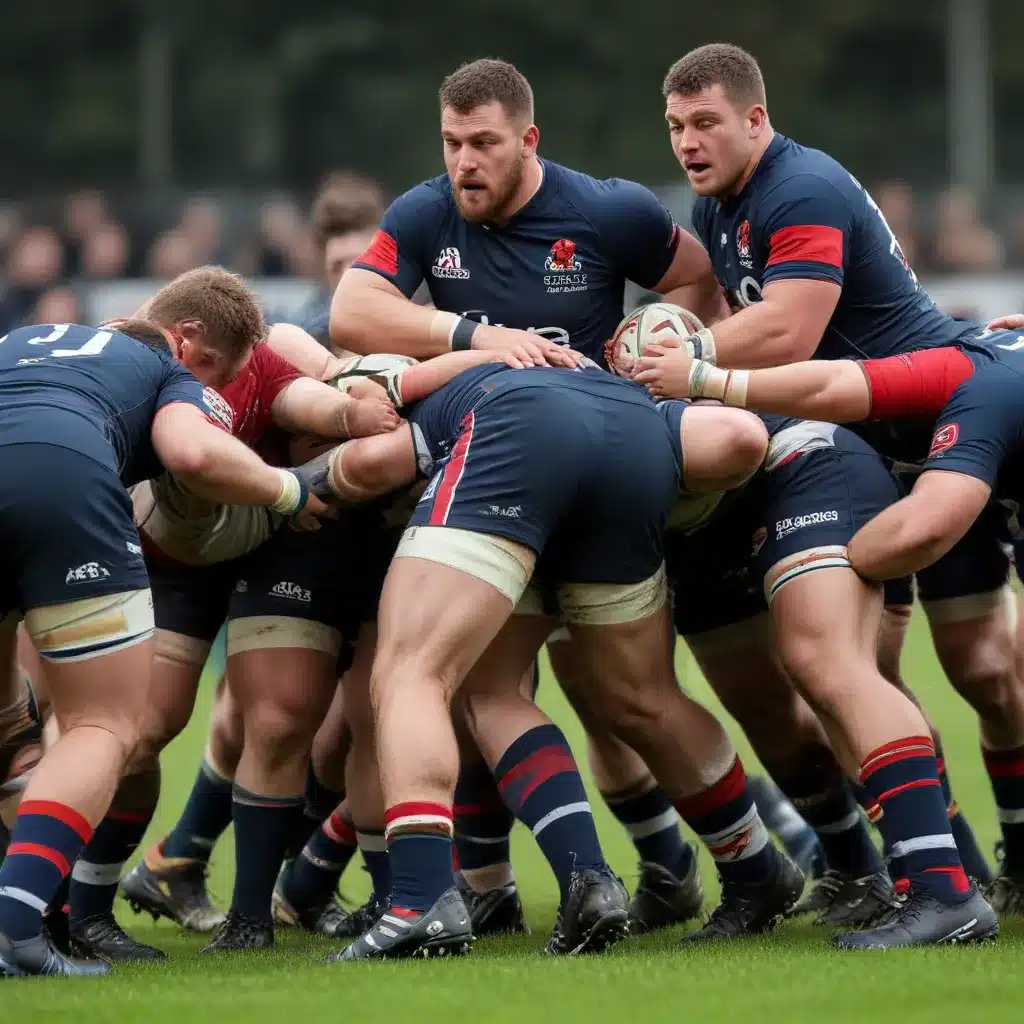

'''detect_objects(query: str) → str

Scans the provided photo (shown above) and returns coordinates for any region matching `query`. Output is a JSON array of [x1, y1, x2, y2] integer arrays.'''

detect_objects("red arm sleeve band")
[[860, 347, 975, 418], [765, 225, 843, 268]]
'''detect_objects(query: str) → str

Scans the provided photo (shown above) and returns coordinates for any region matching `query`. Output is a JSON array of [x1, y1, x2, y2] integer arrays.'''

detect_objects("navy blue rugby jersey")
[[691, 134, 979, 360], [0, 322, 216, 486], [351, 160, 681, 365]]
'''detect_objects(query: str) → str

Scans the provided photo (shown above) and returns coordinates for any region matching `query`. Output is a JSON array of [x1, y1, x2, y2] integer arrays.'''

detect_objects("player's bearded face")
[[443, 103, 528, 223], [665, 87, 757, 199]]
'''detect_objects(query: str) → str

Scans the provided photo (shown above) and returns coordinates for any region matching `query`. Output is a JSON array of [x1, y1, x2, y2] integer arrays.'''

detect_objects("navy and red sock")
[[384, 803, 454, 915], [604, 783, 693, 878], [355, 827, 391, 906], [673, 757, 775, 886], [454, 760, 514, 885], [285, 807, 359, 911], [774, 750, 883, 879], [859, 735, 969, 903], [0, 800, 92, 941], [495, 724, 604, 900], [935, 745, 990, 883], [982, 743, 1024, 877], [69, 809, 153, 925]]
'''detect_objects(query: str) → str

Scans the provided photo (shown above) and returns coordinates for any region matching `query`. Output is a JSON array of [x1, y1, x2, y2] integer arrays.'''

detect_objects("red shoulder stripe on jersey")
[[861, 347, 975, 418], [358, 230, 399, 277], [765, 224, 843, 269]]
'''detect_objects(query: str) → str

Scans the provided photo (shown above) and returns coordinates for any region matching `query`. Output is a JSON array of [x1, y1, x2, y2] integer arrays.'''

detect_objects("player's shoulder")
[[385, 175, 454, 220], [754, 134, 859, 207], [548, 160, 663, 218]]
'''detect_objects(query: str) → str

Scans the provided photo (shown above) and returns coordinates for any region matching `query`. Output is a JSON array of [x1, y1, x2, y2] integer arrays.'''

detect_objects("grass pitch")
[[7, 613, 1024, 1022]]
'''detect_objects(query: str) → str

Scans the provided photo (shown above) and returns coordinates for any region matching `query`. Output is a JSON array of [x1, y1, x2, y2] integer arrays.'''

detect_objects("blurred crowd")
[[0, 177, 1020, 334], [0, 172, 386, 334]]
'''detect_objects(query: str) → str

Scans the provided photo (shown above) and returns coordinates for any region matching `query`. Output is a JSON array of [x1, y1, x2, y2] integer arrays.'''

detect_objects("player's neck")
[[494, 156, 544, 225], [727, 126, 775, 199]]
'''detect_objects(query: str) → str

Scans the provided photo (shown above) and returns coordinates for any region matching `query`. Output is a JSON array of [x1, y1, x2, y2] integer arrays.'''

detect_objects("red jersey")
[[206, 342, 302, 447]]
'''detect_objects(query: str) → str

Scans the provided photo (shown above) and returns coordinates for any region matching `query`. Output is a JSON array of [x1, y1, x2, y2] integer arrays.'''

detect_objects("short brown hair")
[[662, 43, 766, 108], [147, 266, 264, 360], [310, 175, 385, 251], [104, 317, 171, 352], [439, 58, 534, 123]]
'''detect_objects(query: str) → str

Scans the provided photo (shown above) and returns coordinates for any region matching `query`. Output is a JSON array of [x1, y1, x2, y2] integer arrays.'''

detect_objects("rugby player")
[[648, 41, 995, 890], [62, 288, 399, 962], [330, 55, 740, 931], [633, 334, 1024, 946], [0, 315, 328, 977], [298, 354, 802, 959]]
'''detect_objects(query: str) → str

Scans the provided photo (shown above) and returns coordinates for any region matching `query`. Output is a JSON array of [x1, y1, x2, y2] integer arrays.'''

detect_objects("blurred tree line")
[[3, 0, 1024, 196]]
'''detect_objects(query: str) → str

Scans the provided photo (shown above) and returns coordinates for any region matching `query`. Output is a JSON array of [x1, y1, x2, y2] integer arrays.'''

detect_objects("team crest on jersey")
[[202, 387, 234, 431], [737, 220, 753, 269], [432, 247, 471, 280], [543, 239, 587, 294], [545, 239, 581, 272], [928, 423, 959, 457]]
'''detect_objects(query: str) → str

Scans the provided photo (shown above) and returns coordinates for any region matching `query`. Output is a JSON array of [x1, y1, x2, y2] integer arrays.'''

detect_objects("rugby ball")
[[329, 353, 417, 393], [607, 302, 704, 377]]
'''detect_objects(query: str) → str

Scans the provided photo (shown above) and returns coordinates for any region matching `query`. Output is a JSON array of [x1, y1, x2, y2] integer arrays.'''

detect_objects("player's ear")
[[747, 104, 768, 138], [522, 123, 539, 157]]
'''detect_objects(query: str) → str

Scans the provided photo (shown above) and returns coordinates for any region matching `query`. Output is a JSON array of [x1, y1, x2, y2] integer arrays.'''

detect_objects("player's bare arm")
[[634, 346, 870, 421], [847, 471, 992, 581], [688, 278, 841, 368], [331, 268, 570, 365], [270, 375, 400, 440], [152, 402, 327, 518], [653, 229, 732, 326]]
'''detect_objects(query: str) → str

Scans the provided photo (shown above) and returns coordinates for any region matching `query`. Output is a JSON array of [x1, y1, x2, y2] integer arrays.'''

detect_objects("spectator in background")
[[62, 190, 114, 278], [146, 196, 225, 279], [0, 225, 64, 331], [874, 180, 919, 268], [1004, 209, 1024, 270], [146, 228, 197, 280], [266, 172, 385, 348], [29, 284, 81, 325], [79, 220, 131, 279], [240, 196, 311, 277], [179, 196, 226, 265], [933, 185, 1004, 271]]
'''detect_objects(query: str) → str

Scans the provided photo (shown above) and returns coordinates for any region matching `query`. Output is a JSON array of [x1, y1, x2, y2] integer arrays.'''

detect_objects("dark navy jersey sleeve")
[[588, 180, 680, 290], [922, 369, 1023, 489], [156, 358, 219, 420], [755, 174, 849, 288], [351, 183, 448, 298]]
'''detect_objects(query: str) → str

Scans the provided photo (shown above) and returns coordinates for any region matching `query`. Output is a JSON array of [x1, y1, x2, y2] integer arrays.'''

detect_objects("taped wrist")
[[271, 468, 305, 515], [687, 361, 751, 407]]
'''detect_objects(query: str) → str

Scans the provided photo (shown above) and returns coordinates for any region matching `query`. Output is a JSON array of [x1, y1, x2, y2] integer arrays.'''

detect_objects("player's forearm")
[[330, 275, 451, 358], [272, 378, 351, 439], [687, 359, 871, 421], [266, 322, 333, 380], [847, 499, 958, 581], [170, 429, 289, 508], [703, 301, 815, 368], [397, 351, 494, 405]]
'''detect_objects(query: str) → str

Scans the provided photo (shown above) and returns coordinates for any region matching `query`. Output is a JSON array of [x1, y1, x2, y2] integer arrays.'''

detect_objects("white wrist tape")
[[687, 361, 750, 407], [270, 469, 303, 515]]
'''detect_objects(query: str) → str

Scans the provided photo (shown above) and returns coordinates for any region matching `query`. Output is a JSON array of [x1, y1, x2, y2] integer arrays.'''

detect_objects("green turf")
[[7, 613, 1024, 1022]]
